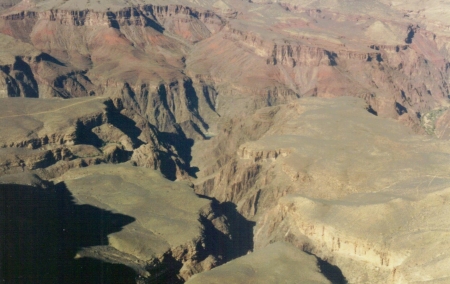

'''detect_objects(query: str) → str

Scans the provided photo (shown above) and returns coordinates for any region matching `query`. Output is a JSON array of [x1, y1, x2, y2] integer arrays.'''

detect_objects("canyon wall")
[[2, 0, 450, 283]]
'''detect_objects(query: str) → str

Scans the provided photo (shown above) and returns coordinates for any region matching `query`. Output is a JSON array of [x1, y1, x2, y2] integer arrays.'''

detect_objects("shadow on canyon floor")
[[159, 131, 195, 180], [313, 254, 348, 284], [198, 196, 255, 262], [0, 183, 137, 284]]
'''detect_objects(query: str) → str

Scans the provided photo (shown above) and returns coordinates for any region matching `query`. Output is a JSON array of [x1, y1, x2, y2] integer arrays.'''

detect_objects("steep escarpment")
[[0, 97, 189, 180], [193, 97, 450, 283], [186, 242, 332, 284], [2, 0, 450, 137], [53, 164, 233, 282], [0, 165, 236, 283], [187, 19, 450, 130], [0, 97, 246, 283], [118, 78, 215, 135], [255, 181, 450, 283], [1, 4, 224, 42], [0, 5, 223, 137], [2, 0, 450, 283]]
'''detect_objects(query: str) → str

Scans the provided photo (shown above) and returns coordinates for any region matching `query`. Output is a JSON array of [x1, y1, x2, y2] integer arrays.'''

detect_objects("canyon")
[[1, 0, 450, 283]]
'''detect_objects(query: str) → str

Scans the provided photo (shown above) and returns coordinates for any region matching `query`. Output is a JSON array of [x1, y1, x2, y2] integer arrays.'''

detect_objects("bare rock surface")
[[186, 242, 331, 284], [54, 163, 226, 282], [1, 0, 450, 135], [193, 97, 450, 283], [0, 96, 188, 179], [2, 0, 450, 282], [0, 177, 139, 283], [0, 96, 107, 147]]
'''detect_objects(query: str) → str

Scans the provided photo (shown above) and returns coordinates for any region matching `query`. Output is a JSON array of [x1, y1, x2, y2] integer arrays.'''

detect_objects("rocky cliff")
[[192, 97, 450, 283], [2, 0, 450, 283], [2, 0, 450, 137], [0, 96, 190, 180]]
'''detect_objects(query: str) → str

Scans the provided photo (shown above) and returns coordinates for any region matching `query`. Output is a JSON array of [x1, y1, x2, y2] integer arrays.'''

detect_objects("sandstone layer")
[[1, 0, 450, 283], [1, 0, 450, 136], [54, 163, 228, 282], [0, 96, 188, 180], [186, 242, 331, 284], [192, 97, 450, 283]]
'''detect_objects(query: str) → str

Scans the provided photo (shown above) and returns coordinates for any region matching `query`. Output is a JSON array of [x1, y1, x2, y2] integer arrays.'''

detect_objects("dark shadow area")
[[106, 12, 120, 30], [75, 120, 105, 148], [144, 18, 165, 33], [219, 202, 255, 259], [183, 79, 209, 130], [6, 77, 21, 97], [366, 105, 378, 116], [395, 102, 408, 115], [0, 183, 137, 283], [141, 6, 165, 33], [158, 130, 194, 179], [143, 255, 183, 284], [317, 257, 348, 284], [156, 150, 179, 181], [405, 26, 415, 44], [188, 166, 200, 177], [197, 197, 255, 262], [401, 90, 406, 100], [105, 104, 145, 150], [53, 75, 69, 89], [13, 56, 39, 98], [202, 85, 217, 112], [36, 53, 66, 66], [325, 51, 338, 66], [376, 54, 383, 62]]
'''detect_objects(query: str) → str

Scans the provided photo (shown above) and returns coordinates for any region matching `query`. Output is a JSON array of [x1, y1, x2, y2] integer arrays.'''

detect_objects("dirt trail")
[[0, 97, 104, 119]]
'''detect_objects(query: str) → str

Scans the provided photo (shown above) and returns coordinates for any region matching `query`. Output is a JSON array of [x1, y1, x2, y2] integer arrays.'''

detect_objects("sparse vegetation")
[[420, 107, 448, 135]]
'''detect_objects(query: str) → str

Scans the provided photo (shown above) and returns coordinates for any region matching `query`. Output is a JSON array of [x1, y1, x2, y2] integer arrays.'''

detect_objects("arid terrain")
[[1, 0, 450, 283]]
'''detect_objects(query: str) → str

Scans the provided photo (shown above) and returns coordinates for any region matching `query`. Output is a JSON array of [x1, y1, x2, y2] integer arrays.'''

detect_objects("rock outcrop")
[[0, 96, 187, 180], [54, 164, 230, 282], [186, 242, 332, 284], [2, 0, 450, 283], [1, 0, 450, 137], [192, 97, 450, 283]]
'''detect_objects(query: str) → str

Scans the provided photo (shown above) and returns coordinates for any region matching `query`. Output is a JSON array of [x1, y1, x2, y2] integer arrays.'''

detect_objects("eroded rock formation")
[[186, 242, 332, 284], [193, 97, 450, 283], [0, 96, 188, 180], [54, 164, 230, 282], [2, 0, 450, 283]]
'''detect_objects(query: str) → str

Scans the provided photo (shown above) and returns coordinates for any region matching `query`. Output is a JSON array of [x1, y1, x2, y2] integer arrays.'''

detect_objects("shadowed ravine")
[[0, 183, 137, 283], [198, 196, 255, 262], [2, 0, 450, 282]]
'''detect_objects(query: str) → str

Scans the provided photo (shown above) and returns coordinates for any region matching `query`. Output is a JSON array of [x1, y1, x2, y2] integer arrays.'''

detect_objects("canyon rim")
[[1, 0, 450, 283]]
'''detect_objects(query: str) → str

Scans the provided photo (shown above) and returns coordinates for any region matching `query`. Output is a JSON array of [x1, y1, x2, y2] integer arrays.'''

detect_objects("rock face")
[[54, 164, 229, 282], [2, 0, 450, 283], [0, 96, 188, 180], [0, 177, 139, 283], [192, 97, 450, 283], [186, 242, 332, 284], [258, 184, 450, 283], [1, 0, 450, 135], [0, 96, 245, 283]]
